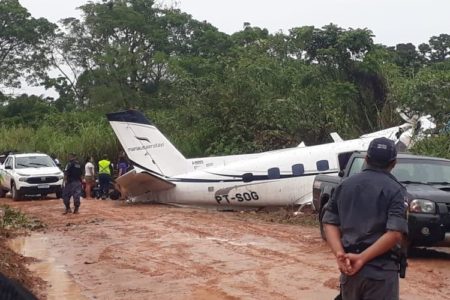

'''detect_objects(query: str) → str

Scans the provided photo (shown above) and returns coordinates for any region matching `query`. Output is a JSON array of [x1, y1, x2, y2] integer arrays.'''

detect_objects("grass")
[[0, 205, 45, 231]]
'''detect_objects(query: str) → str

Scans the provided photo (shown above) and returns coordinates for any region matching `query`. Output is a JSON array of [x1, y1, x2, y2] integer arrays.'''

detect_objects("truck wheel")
[[11, 182, 22, 201], [0, 188, 6, 198]]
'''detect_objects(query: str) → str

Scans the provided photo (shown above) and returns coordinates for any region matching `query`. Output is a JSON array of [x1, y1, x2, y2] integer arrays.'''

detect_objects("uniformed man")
[[62, 153, 83, 214], [98, 154, 113, 200], [322, 137, 408, 300]]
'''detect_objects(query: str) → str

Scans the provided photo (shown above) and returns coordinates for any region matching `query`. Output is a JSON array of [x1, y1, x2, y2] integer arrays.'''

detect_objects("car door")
[[2, 157, 13, 190]]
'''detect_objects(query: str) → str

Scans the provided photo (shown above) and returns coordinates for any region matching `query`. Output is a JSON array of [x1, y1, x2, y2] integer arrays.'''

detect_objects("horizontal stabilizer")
[[297, 141, 306, 148], [330, 132, 343, 143], [115, 170, 175, 198]]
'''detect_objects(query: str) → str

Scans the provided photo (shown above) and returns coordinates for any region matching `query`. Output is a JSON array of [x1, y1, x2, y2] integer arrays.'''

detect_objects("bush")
[[411, 134, 450, 159]]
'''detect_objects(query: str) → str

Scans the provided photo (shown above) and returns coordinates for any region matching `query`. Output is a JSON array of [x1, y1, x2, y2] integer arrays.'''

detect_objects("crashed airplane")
[[107, 110, 435, 208]]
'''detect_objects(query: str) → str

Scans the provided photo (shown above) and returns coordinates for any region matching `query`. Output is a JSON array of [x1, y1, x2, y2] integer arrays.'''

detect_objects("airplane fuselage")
[[131, 137, 372, 207], [107, 110, 434, 208]]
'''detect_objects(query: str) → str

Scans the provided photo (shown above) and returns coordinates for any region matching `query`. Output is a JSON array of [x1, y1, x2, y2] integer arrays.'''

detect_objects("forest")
[[0, 0, 449, 163]]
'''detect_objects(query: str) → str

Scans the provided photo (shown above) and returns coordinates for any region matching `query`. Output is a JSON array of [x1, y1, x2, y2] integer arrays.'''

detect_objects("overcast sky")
[[14, 0, 450, 96], [20, 0, 450, 46]]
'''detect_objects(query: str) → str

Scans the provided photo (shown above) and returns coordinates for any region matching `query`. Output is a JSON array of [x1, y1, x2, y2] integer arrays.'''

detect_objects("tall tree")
[[0, 0, 56, 88], [55, 0, 227, 110]]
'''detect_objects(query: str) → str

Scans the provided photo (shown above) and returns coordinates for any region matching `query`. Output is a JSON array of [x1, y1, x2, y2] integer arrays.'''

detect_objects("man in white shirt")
[[84, 156, 96, 199]]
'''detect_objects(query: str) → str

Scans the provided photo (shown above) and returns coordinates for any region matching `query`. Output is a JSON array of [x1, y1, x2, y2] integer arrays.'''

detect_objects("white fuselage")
[[107, 110, 435, 208], [131, 137, 371, 207]]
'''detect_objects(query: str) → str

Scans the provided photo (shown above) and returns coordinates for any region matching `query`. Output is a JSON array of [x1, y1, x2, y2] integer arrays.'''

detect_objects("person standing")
[[98, 154, 113, 199], [322, 137, 408, 300], [62, 153, 83, 214], [117, 156, 129, 177], [84, 156, 95, 200], [51, 153, 61, 169]]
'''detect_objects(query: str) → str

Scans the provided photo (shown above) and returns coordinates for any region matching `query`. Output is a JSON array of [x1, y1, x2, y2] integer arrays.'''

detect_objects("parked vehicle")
[[0, 153, 64, 200], [313, 151, 450, 248]]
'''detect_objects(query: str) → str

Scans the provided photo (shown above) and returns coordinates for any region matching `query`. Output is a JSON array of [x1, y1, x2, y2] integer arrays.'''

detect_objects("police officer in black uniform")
[[62, 153, 83, 214], [322, 137, 408, 300]]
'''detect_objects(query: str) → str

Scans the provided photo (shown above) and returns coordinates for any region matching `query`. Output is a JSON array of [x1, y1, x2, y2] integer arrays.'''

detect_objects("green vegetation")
[[0, 0, 449, 161], [0, 205, 45, 230], [412, 134, 450, 159]]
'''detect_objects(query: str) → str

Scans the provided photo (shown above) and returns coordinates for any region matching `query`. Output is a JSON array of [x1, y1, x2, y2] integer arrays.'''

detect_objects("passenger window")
[[316, 160, 329, 171], [242, 173, 253, 182], [292, 164, 304, 176], [268, 168, 280, 179]]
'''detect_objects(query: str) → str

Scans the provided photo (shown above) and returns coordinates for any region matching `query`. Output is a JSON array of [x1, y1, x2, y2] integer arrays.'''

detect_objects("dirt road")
[[2, 197, 450, 300]]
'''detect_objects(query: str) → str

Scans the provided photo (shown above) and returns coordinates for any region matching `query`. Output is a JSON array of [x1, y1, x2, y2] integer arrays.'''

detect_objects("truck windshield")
[[393, 158, 450, 184], [347, 157, 450, 185], [15, 156, 56, 169]]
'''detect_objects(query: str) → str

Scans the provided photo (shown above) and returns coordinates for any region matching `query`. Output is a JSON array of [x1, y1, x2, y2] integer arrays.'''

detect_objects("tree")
[[0, 94, 57, 127], [0, 0, 56, 88], [54, 0, 229, 110], [428, 34, 450, 62], [390, 43, 423, 76]]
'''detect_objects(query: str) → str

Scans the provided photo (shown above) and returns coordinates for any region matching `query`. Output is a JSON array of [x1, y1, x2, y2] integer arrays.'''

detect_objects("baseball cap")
[[367, 137, 397, 166]]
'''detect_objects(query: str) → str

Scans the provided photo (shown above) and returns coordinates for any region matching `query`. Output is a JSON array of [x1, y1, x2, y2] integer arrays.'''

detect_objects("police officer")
[[98, 154, 113, 199], [322, 137, 408, 300], [63, 153, 83, 214]]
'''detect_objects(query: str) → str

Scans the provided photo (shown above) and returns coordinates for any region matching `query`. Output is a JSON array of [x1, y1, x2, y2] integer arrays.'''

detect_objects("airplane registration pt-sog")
[[107, 110, 435, 208]]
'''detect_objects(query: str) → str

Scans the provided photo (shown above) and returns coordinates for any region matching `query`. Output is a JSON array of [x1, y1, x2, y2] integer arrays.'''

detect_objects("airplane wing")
[[115, 169, 175, 198]]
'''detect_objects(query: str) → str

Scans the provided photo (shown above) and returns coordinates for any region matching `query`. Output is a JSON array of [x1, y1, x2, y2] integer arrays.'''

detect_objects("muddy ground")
[[1, 197, 450, 300]]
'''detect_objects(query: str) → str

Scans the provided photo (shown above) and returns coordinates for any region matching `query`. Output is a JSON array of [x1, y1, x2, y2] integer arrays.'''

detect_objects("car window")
[[338, 152, 354, 170], [348, 157, 366, 177], [4, 157, 12, 169], [15, 156, 56, 169]]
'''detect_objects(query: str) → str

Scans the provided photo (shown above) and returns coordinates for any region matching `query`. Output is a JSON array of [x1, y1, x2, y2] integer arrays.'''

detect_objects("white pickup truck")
[[0, 153, 64, 200]]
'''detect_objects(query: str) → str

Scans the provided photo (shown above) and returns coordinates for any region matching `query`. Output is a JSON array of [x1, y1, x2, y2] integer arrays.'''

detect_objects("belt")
[[344, 243, 398, 261]]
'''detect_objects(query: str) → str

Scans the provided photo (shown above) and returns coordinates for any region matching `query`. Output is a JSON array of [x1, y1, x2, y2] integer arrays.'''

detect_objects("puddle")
[[8, 234, 87, 300]]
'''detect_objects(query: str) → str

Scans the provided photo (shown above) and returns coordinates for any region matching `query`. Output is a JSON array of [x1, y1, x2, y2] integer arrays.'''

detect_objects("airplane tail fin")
[[107, 110, 192, 177]]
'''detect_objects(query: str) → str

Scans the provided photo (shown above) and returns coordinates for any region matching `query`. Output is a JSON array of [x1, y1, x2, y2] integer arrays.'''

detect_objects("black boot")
[[63, 207, 72, 215], [73, 207, 79, 214]]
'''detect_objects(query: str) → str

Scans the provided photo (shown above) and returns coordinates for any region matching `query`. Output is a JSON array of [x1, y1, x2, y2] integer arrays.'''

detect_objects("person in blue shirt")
[[323, 137, 408, 300]]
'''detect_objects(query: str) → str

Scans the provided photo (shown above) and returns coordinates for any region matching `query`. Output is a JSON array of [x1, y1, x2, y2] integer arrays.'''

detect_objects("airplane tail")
[[106, 110, 192, 177]]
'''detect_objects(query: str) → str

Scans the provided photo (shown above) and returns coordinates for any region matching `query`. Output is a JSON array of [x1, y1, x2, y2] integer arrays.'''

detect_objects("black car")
[[313, 152, 450, 248]]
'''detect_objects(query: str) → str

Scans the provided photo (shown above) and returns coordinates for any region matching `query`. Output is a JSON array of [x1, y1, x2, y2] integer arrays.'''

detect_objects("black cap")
[[367, 137, 397, 166]]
